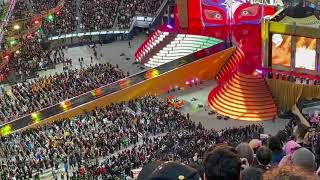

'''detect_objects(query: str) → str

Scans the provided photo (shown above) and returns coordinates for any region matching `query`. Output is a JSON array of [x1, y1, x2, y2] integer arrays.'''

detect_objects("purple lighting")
[[166, 24, 173, 29], [255, 69, 263, 74]]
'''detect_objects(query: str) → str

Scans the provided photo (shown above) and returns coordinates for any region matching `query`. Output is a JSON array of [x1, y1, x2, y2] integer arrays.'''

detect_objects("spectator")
[[255, 146, 272, 171], [203, 145, 241, 180], [139, 161, 201, 180], [263, 165, 318, 180], [236, 142, 254, 166], [292, 147, 317, 173], [242, 167, 264, 180], [268, 136, 285, 166], [278, 140, 301, 167]]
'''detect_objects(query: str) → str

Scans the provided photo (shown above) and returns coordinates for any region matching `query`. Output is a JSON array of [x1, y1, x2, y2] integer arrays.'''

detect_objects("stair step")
[[215, 92, 275, 106], [224, 84, 271, 94], [212, 96, 276, 112], [219, 88, 273, 100], [210, 101, 276, 119]]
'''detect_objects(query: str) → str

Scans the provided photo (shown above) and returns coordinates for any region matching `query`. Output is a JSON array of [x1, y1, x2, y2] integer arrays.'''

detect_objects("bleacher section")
[[135, 31, 222, 68], [208, 71, 277, 121]]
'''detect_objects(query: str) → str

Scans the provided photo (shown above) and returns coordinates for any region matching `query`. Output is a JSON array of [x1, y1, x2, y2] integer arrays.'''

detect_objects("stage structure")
[[261, 2, 320, 76], [200, 0, 278, 26]]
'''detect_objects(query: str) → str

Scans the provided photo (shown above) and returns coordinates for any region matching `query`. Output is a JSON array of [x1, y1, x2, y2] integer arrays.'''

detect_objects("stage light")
[[1, 124, 12, 136], [185, 81, 190, 85], [166, 24, 173, 29], [60, 100, 71, 112], [255, 69, 263, 74], [31, 112, 41, 124], [91, 88, 102, 97], [47, 14, 55, 22], [9, 40, 17, 46], [145, 69, 160, 79], [33, 19, 41, 25], [3, 54, 10, 61], [26, 34, 33, 40], [13, 24, 20, 30]]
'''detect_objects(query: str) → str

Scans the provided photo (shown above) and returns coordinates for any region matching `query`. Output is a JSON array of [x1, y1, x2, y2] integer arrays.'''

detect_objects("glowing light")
[[145, 69, 160, 79], [255, 69, 263, 74], [1, 125, 12, 136], [26, 34, 33, 40], [166, 24, 173, 29], [33, 19, 41, 25], [13, 24, 20, 30], [56, 11, 61, 16], [31, 112, 41, 124], [15, 50, 20, 54], [91, 88, 102, 97], [60, 100, 71, 112], [3, 54, 10, 61], [185, 81, 190, 85], [119, 79, 131, 89], [9, 40, 17, 46], [47, 14, 55, 22]]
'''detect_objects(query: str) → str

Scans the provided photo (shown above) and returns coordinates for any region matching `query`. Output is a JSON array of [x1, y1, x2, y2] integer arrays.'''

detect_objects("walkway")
[[75, 0, 81, 32]]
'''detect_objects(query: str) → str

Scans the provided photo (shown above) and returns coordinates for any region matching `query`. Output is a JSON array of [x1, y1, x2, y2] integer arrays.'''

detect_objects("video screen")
[[295, 37, 316, 70], [272, 34, 292, 68]]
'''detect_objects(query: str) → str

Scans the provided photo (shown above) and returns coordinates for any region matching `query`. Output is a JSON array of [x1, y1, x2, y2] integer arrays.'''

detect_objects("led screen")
[[295, 37, 316, 70], [272, 34, 292, 68]]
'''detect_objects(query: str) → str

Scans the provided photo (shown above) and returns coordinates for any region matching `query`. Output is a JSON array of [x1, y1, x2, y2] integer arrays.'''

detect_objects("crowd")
[[44, 0, 77, 36], [0, 95, 264, 179], [32, 0, 60, 13], [7, 39, 51, 80], [80, 0, 120, 32], [0, 94, 319, 179], [117, 0, 163, 29], [0, 62, 126, 123]]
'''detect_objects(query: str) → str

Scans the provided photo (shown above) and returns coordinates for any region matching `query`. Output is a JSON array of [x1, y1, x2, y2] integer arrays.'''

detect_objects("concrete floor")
[[39, 34, 148, 78], [166, 79, 290, 136]]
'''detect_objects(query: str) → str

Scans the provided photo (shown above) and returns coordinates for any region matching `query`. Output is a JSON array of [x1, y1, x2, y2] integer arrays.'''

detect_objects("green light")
[[47, 14, 55, 22], [31, 112, 41, 123], [9, 40, 17, 46], [1, 125, 12, 136]]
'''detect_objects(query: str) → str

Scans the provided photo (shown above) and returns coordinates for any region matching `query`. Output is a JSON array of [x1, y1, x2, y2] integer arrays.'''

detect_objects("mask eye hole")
[[205, 10, 223, 20], [241, 10, 251, 16]]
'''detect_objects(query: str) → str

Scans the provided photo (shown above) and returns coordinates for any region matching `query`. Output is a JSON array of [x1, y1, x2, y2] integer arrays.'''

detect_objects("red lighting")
[[33, 20, 41, 25], [56, 11, 61, 16], [26, 34, 33, 40], [3, 54, 10, 61]]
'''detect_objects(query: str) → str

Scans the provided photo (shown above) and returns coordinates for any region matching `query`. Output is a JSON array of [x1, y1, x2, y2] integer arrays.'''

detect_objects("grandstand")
[[0, 0, 320, 179]]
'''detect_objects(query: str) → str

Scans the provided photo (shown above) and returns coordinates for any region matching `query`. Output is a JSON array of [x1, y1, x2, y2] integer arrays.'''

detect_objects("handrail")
[[0, 0, 16, 45], [151, 0, 169, 25], [0, 41, 227, 135], [47, 29, 130, 41]]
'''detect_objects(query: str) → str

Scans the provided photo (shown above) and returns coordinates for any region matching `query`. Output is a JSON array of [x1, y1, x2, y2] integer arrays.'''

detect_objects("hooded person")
[[278, 140, 301, 167]]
